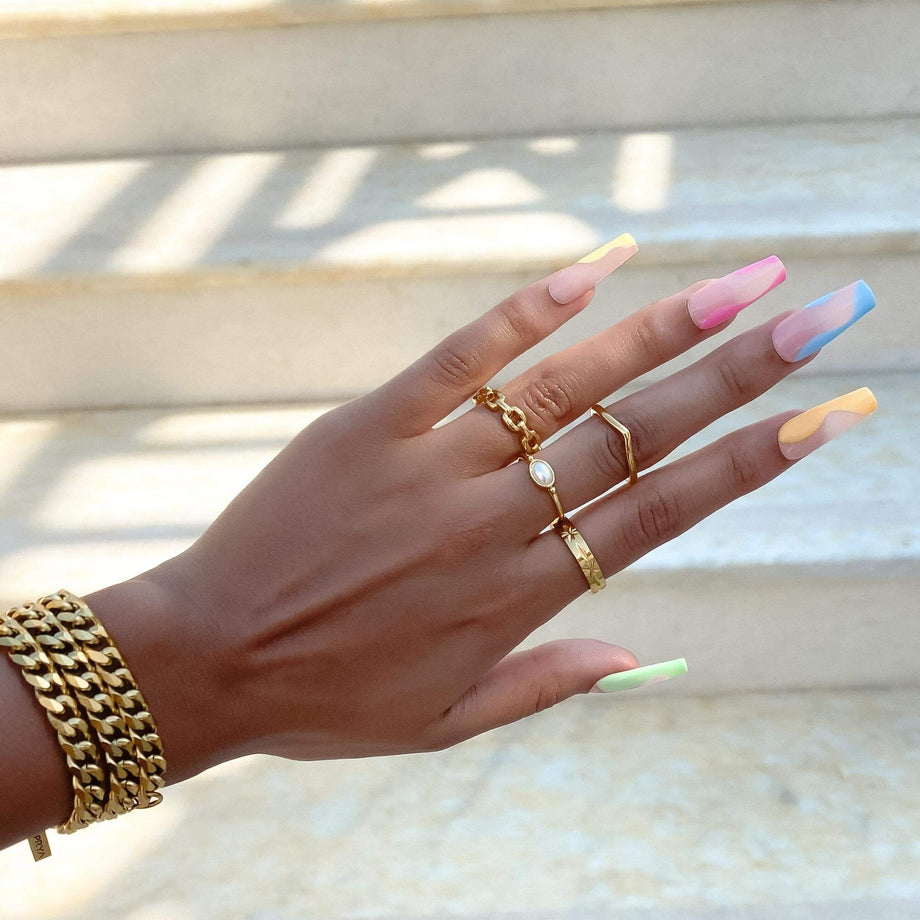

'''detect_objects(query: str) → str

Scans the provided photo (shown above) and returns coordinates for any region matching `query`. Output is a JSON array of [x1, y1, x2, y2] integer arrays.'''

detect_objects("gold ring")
[[473, 387, 542, 455], [556, 518, 606, 593], [524, 453, 567, 525], [590, 404, 638, 485]]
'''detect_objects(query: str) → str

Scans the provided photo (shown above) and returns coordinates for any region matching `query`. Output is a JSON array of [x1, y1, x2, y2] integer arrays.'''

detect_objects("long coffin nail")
[[547, 233, 639, 304], [772, 280, 876, 362], [590, 658, 688, 693], [777, 387, 877, 460], [687, 255, 786, 329]]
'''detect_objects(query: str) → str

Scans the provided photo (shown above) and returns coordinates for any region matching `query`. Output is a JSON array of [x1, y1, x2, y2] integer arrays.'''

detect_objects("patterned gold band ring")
[[557, 519, 606, 594]]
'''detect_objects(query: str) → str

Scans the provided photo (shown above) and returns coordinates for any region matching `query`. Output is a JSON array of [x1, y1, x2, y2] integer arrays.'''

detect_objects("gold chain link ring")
[[472, 387, 542, 455]]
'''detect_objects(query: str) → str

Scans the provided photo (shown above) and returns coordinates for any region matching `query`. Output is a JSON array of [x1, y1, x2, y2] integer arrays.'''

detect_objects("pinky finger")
[[429, 639, 639, 746], [527, 387, 879, 612]]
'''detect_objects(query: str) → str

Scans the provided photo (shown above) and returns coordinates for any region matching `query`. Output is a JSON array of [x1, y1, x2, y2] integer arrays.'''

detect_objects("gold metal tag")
[[28, 831, 51, 861]]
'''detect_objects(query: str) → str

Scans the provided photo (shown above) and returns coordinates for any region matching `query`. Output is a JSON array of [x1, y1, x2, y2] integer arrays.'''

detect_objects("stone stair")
[[1, 0, 919, 160], [1, 0, 918, 913], [2, 117, 918, 412]]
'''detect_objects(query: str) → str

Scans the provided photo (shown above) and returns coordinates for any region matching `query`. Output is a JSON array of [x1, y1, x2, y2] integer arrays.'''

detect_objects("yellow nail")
[[547, 233, 638, 304], [778, 387, 877, 460]]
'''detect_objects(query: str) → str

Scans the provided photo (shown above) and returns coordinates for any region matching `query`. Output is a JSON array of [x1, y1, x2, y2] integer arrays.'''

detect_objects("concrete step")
[[2, 687, 919, 916], [1, 0, 919, 160], [2, 117, 918, 412], [0, 370, 916, 693]]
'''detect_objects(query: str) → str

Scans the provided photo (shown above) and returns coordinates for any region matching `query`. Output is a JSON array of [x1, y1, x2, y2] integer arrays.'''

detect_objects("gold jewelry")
[[18, 600, 147, 821], [0, 589, 166, 861], [0, 609, 108, 857], [44, 590, 166, 810], [590, 405, 638, 485], [473, 386, 542, 455], [524, 453, 566, 525], [556, 519, 606, 593]]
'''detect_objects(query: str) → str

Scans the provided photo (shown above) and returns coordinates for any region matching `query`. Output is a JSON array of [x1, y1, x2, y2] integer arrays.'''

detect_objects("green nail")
[[592, 658, 688, 693]]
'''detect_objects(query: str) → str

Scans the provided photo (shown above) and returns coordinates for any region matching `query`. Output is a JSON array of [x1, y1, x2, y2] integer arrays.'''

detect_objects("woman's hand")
[[107, 247, 875, 777]]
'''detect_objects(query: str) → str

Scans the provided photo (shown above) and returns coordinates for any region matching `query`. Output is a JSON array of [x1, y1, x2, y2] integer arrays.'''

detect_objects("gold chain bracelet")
[[16, 601, 146, 821], [0, 589, 166, 861], [41, 591, 167, 810]]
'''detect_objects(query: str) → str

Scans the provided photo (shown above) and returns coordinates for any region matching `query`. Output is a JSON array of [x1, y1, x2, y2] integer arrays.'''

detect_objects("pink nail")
[[547, 233, 638, 305], [687, 255, 786, 329]]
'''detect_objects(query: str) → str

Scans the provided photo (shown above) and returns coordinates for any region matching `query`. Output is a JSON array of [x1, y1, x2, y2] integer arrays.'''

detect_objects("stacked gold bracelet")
[[0, 589, 166, 862]]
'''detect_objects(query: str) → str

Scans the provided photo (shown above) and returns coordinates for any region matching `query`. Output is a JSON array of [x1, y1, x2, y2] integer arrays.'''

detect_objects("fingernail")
[[771, 280, 876, 362], [590, 657, 688, 693], [777, 387, 878, 460], [547, 233, 639, 305], [687, 255, 786, 329]]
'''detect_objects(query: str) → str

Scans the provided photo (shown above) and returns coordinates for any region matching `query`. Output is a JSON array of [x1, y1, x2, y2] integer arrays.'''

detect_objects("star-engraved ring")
[[556, 519, 606, 594]]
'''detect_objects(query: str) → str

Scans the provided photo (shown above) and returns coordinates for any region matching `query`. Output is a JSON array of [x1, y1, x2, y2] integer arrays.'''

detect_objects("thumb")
[[434, 639, 640, 745]]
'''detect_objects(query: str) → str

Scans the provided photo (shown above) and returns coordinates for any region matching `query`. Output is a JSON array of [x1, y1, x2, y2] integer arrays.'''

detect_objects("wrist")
[[83, 565, 249, 789]]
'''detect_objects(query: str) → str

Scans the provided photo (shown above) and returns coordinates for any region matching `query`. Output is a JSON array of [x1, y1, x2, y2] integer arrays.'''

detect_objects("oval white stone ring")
[[525, 454, 567, 525], [525, 453, 606, 593]]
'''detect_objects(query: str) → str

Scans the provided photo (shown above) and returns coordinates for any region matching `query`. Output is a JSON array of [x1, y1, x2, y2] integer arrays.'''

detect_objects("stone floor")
[[1, 688, 918, 919]]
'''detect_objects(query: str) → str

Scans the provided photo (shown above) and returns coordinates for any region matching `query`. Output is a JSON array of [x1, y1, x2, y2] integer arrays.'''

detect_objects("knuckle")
[[497, 292, 541, 346], [297, 401, 357, 448], [618, 406, 656, 467], [715, 355, 758, 404], [634, 488, 683, 549], [630, 311, 668, 364], [519, 370, 578, 426], [534, 681, 563, 715], [429, 339, 484, 392], [725, 447, 762, 493], [593, 423, 629, 482], [592, 407, 656, 483]]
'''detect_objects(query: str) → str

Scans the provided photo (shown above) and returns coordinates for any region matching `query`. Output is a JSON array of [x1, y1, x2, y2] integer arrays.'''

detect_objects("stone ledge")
[[0, 0, 740, 38], [3, 118, 919, 292]]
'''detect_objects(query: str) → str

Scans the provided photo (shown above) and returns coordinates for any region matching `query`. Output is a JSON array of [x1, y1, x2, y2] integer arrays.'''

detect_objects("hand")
[[119, 250, 873, 773]]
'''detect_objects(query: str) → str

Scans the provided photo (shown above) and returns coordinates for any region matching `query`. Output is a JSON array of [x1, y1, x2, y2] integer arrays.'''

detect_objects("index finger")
[[365, 234, 639, 436]]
